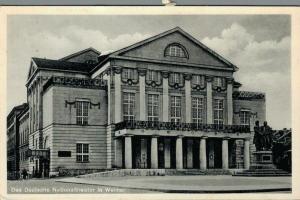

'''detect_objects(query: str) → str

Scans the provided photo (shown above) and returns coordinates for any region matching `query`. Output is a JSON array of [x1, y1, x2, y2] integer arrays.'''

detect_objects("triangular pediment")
[[27, 60, 37, 80], [112, 27, 236, 70]]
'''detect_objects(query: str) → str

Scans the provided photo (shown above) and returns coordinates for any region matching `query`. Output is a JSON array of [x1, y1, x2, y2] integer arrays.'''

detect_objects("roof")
[[7, 103, 28, 121], [233, 81, 242, 88], [59, 47, 101, 61], [233, 91, 265, 100], [32, 57, 97, 73], [92, 26, 238, 73]]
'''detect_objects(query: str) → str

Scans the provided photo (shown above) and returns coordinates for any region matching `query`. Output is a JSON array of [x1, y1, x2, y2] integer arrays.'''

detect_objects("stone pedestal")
[[251, 151, 276, 169]]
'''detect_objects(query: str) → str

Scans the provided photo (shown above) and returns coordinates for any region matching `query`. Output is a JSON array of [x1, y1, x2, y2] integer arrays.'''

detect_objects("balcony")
[[115, 120, 250, 133]]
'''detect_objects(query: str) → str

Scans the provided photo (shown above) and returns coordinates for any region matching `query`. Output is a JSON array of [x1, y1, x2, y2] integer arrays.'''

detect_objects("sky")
[[7, 15, 291, 129]]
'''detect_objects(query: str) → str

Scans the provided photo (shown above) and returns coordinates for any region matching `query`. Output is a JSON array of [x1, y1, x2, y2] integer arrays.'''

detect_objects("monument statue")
[[253, 121, 273, 151]]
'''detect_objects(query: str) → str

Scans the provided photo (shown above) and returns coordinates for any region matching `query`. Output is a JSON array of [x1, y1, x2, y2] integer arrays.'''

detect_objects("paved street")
[[57, 175, 292, 193], [7, 177, 156, 193], [7, 175, 291, 193]]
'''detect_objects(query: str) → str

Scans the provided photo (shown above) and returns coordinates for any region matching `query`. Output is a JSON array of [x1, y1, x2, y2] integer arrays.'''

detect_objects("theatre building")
[[10, 27, 266, 177]]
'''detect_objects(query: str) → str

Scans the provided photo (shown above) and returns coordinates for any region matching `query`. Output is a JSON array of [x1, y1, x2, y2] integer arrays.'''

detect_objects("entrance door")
[[214, 139, 222, 168], [207, 139, 222, 169], [158, 138, 165, 168], [140, 138, 148, 168]]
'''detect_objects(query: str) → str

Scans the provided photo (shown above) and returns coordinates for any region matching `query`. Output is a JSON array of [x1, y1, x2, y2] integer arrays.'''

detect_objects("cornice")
[[111, 55, 235, 72]]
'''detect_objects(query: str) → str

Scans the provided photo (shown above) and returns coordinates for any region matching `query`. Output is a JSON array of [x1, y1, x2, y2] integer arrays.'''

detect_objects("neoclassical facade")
[[8, 27, 266, 177]]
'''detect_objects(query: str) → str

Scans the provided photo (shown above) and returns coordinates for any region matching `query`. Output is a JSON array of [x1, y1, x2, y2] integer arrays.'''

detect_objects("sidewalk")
[[56, 175, 291, 193]]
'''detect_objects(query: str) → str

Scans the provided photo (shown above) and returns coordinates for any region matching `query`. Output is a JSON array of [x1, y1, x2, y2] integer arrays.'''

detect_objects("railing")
[[115, 120, 250, 133]]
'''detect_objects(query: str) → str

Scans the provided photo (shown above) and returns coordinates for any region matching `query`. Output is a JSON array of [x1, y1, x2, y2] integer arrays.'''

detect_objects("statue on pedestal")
[[253, 121, 273, 151]]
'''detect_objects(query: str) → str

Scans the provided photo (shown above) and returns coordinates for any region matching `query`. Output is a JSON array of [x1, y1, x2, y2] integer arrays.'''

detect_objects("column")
[[200, 136, 207, 170], [124, 135, 132, 169], [151, 136, 158, 169], [227, 78, 233, 125], [114, 67, 122, 123], [206, 76, 213, 124], [184, 74, 192, 123], [187, 139, 193, 168], [162, 71, 169, 122], [114, 138, 122, 168], [164, 138, 171, 168], [244, 138, 250, 170], [138, 69, 147, 121], [222, 137, 230, 170], [176, 136, 183, 169]]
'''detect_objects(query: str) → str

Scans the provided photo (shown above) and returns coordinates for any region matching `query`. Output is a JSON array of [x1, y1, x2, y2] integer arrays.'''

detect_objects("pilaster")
[[162, 71, 169, 122], [227, 77, 233, 125], [184, 73, 192, 123], [138, 68, 147, 121], [206, 76, 213, 124], [114, 66, 122, 123]]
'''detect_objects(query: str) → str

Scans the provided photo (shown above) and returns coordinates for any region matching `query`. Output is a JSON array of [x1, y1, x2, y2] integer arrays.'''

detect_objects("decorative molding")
[[168, 82, 185, 89], [43, 76, 107, 92], [233, 91, 265, 100], [212, 86, 227, 92], [206, 76, 213, 82], [226, 77, 234, 84], [90, 102, 101, 109], [112, 66, 122, 74], [161, 71, 170, 78], [65, 100, 101, 109], [137, 68, 147, 77], [65, 100, 76, 108], [192, 84, 206, 91], [146, 80, 163, 88], [234, 108, 258, 118], [183, 73, 192, 81]]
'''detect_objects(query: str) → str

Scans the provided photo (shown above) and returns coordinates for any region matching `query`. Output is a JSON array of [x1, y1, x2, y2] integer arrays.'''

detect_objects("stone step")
[[233, 174, 291, 177], [235, 172, 290, 175]]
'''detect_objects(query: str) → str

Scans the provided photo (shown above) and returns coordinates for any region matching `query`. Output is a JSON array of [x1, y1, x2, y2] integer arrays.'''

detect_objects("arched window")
[[164, 43, 188, 58]]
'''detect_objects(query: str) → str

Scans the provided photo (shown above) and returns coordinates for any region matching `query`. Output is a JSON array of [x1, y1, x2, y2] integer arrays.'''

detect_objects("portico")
[[114, 128, 251, 170]]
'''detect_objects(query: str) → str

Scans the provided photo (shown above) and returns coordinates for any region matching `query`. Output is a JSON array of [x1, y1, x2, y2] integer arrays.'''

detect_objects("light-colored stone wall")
[[50, 86, 107, 125]]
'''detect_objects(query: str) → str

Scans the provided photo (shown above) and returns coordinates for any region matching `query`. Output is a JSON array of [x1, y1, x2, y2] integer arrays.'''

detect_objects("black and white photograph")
[[2, 6, 298, 199]]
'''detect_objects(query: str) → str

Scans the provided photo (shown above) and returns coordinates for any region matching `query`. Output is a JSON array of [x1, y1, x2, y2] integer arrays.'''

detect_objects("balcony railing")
[[115, 120, 250, 133]]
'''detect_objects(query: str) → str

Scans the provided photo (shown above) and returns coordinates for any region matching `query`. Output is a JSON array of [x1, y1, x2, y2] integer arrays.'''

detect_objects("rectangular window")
[[148, 94, 159, 122], [123, 93, 135, 121], [192, 75, 204, 85], [192, 97, 204, 125], [76, 100, 89, 125], [76, 143, 89, 163], [122, 68, 135, 79], [58, 151, 72, 157], [214, 77, 223, 87], [170, 73, 181, 84], [240, 110, 250, 126], [170, 96, 181, 123], [213, 99, 224, 126], [147, 70, 159, 82]]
